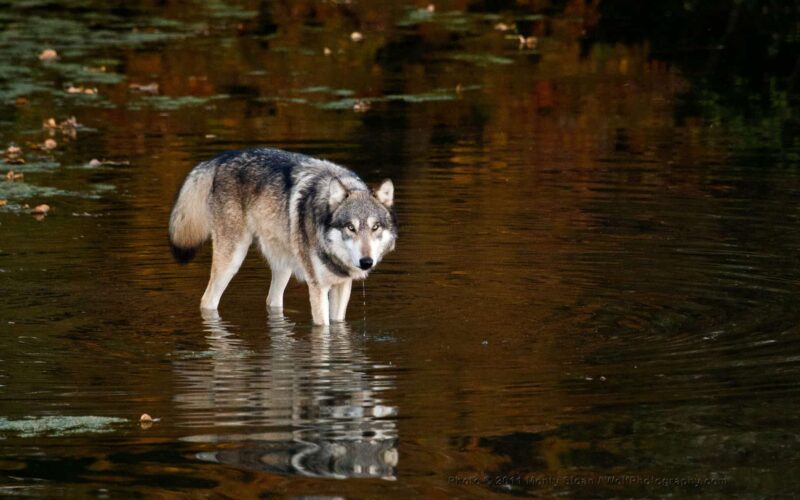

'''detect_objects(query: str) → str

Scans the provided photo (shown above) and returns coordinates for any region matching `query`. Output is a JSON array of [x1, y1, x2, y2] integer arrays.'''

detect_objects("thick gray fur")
[[169, 148, 397, 325]]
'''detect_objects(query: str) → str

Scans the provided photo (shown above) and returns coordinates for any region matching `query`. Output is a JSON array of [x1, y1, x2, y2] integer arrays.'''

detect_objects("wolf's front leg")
[[307, 284, 331, 326], [329, 280, 352, 322]]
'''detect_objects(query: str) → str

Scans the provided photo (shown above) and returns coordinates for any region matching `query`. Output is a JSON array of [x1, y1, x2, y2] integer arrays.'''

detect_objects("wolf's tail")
[[169, 165, 214, 264]]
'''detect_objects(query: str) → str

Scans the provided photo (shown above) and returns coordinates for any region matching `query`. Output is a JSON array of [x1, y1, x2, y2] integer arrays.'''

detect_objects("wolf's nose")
[[359, 257, 373, 270]]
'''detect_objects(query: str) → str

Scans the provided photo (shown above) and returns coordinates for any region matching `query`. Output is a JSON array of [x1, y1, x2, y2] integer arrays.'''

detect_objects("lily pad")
[[203, 0, 258, 19], [90, 183, 116, 193], [297, 86, 355, 97], [0, 415, 126, 438], [2, 160, 61, 173], [397, 8, 435, 27], [0, 179, 115, 205], [386, 92, 456, 103], [0, 182, 73, 200], [132, 94, 229, 110], [449, 53, 515, 66], [46, 62, 126, 85], [257, 96, 309, 105], [316, 97, 382, 110]]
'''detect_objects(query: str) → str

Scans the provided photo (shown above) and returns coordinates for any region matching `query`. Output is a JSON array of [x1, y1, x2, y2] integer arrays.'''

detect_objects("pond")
[[1, 0, 799, 497]]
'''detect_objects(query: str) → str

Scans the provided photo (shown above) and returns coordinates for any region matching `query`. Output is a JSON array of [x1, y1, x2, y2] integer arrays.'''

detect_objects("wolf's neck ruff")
[[316, 248, 352, 278], [168, 147, 396, 326]]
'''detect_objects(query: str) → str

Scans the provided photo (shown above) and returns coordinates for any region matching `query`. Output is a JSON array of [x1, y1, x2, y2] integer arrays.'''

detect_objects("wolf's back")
[[169, 163, 214, 263]]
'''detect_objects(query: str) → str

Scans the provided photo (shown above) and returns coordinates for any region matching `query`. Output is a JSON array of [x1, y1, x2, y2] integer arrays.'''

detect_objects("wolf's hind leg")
[[267, 268, 291, 309], [308, 284, 331, 326], [329, 280, 352, 322], [200, 232, 252, 310]]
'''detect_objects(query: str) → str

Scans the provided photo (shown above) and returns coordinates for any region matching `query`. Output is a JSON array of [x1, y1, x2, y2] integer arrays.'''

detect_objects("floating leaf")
[[38, 48, 57, 61], [31, 203, 50, 215]]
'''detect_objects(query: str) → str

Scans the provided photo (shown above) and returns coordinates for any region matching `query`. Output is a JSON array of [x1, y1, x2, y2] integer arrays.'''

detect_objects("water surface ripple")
[[1, 0, 799, 497]]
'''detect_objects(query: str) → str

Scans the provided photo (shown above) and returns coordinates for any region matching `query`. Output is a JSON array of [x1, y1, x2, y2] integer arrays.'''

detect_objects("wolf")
[[168, 148, 397, 325]]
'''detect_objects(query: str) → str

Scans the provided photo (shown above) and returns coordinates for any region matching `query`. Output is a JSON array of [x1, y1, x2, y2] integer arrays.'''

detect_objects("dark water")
[[2, 0, 800, 497]]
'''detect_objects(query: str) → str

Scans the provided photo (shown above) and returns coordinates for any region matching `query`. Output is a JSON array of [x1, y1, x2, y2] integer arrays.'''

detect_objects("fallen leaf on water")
[[43, 139, 57, 150], [353, 100, 371, 112], [129, 82, 159, 94], [139, 412, 161, 429], [60, 116, 79, 139], [0, 200, 7, 207], [494, 22, 512, 32], [5, 145, 24, 164], [5, 170, 23, 180], [426, 4, 435, 12], [518, 35, 538, 49], [323, 47, 332, 56], [350, 31, 364, 42], [31, 204, 50, 215], [60, 116, 79, 129], [87, 158, 130, 167], [43, 118, 57, 129], [66, 86, 98, 95], [39, 49, 58, 61]]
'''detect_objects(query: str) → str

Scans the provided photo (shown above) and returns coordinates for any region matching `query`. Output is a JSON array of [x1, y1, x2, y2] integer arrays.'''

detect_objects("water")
[[1, 0, 799, 497]]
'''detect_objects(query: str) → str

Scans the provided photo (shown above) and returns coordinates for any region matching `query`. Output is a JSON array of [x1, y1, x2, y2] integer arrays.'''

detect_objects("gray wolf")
[[168, 148, 397, 325]]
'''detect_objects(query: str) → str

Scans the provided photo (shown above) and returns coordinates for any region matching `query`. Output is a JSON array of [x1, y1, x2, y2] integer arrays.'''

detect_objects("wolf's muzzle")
[[359, 257, 374, 270]]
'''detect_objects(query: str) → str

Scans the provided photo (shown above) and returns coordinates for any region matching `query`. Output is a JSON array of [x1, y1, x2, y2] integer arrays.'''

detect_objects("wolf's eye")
[[346, 223, 356, 232], [372, 223, 381, 231]]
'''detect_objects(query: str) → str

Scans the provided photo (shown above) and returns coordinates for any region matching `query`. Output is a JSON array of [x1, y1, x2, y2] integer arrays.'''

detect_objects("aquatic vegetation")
[[297, 86, 355, 97], [130, 94, 230, 110], [448, 53, 515, 66], [384, 91, 457, 103], [311, 88, 468, 110], [0, 1, 798, 496], [316, 97, 378, 110], [202, 0, 258, 20], [3, 160, 61, 173], [0, 8, 194, 104], [0, 182, 72, 201], [0, 416, 126, 438]]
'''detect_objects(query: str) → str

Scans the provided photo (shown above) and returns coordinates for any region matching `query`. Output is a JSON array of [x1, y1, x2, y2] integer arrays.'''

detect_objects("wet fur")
[[168, 148, 397, 325]]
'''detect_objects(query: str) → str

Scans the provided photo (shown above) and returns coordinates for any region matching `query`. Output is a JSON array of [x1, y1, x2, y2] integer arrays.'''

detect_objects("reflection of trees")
[[588, 0, 799, 152], [172, 311, 398, 480]]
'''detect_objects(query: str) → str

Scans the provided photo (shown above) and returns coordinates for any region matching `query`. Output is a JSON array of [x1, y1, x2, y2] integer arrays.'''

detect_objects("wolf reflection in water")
[[172, 311, 398, 480]]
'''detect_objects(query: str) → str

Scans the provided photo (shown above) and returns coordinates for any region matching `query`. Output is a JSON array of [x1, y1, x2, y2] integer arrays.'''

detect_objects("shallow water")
[[2, 0, 800, 497]]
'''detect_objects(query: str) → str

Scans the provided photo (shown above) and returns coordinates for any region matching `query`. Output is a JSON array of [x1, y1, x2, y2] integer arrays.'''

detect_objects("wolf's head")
[[326, 178, 397, 276]]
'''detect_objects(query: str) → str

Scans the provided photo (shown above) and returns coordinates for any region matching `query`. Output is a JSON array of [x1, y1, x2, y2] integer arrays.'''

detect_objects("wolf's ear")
[[329, 178, 348, 209], [374, 179, 394, 208]]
